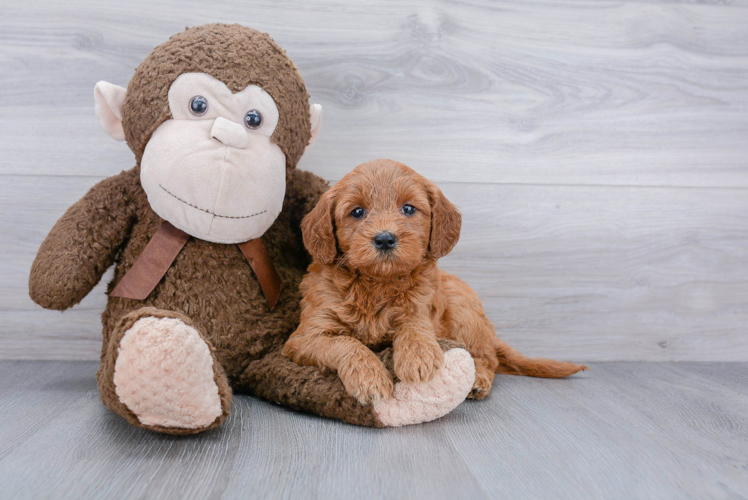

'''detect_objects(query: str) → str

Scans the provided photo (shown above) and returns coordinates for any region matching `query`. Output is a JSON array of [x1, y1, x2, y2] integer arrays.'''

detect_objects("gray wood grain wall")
[[1, 0, 747, 361]]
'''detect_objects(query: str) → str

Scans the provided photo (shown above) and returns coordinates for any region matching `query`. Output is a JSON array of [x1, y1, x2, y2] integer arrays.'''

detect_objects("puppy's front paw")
[[394, 338, 444, 384], [338, 356, 394, 405]]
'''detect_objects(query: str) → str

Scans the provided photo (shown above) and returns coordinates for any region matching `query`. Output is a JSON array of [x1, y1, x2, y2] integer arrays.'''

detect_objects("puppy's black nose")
[[373, 231, 397, 251]]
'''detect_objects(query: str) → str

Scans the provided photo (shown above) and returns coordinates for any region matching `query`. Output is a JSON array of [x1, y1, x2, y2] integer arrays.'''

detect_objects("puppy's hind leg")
[[468, 358, 496, 400], [439, 272, 504, 399]]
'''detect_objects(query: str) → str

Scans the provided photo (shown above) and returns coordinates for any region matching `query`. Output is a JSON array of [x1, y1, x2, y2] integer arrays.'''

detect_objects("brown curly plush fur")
[[284, 160, 587, 403], [29, 25, 384, 433]]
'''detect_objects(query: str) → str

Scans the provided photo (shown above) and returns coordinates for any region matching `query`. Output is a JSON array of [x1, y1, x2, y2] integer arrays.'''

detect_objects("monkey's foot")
[[373, 348, 475, 427], [113, 315, 227, 431]]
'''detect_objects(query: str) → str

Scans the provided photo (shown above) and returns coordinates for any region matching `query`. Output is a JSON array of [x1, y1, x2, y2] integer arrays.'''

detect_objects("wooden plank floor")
[[1, 361, 746, 499]]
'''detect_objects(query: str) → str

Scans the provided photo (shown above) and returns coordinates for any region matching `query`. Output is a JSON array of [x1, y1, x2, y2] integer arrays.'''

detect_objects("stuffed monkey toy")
[[29, 24, 476, 434]]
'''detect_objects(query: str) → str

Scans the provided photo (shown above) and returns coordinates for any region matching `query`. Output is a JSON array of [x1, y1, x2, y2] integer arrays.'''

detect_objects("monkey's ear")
[[94, 81, 127, 141], [425, 180, 462, 259], [305, 103, 323, 151], [301, 187, 337, 264]]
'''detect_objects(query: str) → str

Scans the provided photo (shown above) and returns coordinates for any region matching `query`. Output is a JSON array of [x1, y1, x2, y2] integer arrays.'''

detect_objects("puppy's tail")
[[493, 337, 587, 378]]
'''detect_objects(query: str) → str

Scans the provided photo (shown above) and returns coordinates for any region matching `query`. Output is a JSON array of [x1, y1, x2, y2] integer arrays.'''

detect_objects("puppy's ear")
[[301, 188, 338, 264], [425, 181, 461, 259]]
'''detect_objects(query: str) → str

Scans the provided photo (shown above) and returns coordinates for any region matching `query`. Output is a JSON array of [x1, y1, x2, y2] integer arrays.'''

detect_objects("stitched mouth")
[[159, 185, 267, 220]]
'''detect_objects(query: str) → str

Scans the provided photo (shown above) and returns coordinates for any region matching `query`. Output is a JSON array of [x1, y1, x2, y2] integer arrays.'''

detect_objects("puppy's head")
[[302, 159, 461, 276]]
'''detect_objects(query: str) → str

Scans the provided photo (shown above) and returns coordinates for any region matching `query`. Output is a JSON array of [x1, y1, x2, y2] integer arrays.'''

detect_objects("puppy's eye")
[[350, 207, 365, 219], [244, 109, 263, 129], [189, 96, 208, 116], [402, 204, 417, 216]]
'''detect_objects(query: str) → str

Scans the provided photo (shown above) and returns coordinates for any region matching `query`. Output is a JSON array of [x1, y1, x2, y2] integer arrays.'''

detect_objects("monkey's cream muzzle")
[[139, 73, 287, 244], [140, 119, 286, 244]]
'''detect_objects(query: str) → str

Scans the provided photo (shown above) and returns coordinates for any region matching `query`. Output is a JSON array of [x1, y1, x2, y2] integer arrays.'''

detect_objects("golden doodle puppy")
[[283, 159, 586, 405]]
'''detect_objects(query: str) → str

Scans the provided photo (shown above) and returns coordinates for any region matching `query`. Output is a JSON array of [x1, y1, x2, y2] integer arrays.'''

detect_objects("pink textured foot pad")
[[373, 348, 476, 427], [113, 316, 222, 429]]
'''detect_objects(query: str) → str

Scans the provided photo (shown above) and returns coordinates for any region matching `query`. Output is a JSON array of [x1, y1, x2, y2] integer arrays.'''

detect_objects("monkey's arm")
[[29, 168, 138, 311]]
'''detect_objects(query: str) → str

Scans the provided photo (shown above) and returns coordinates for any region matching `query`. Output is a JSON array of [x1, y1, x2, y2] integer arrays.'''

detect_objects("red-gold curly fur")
[[283, 159, 587, 404]]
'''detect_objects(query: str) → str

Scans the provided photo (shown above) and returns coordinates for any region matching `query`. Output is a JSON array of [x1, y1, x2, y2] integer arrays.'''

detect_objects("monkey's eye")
[[189, 96, 208, 116], [402, 204, 417, 216], [244, 109, 263, 129], [350, 207, 366, 219]]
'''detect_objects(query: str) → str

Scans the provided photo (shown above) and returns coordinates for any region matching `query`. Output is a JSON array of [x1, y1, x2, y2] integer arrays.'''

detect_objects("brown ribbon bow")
[[110, 221, 281, 310]]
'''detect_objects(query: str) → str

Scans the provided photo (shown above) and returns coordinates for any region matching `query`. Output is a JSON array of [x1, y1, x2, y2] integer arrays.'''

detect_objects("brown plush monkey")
[[28, 24, 475, 434]]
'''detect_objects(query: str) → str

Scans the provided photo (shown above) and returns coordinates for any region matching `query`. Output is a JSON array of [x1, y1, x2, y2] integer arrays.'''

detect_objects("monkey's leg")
[[97, 307, 232, 435], [239, 339, 475, 427]]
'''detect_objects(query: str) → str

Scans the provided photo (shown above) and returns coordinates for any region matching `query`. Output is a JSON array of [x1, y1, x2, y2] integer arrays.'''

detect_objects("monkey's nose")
[[210, 117, 248, 149], [373, 231, 397, 252]]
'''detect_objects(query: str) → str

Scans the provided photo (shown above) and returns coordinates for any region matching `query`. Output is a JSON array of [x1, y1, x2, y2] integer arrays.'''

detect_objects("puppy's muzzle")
[[373, 231, 397, 252]]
